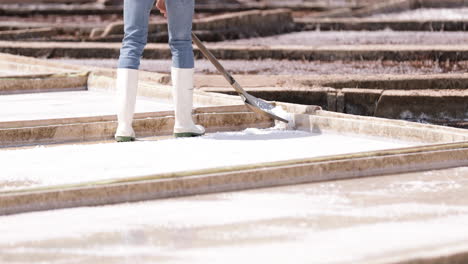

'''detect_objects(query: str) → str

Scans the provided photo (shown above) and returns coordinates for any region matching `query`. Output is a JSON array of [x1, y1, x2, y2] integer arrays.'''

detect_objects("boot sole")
[[115, 136, 136, 142], [174, 132, 205, 138]]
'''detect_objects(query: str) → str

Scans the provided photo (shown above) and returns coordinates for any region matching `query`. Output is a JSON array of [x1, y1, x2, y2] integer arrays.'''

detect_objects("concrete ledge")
[[0, 107, 272, 148], [0, 27, 58, 40], [99, 9, 294, 41], [312, 108, 468, 140], [0, 72, 88, 95], [2, 41, 468, 62], [0, 52, 95, 73], [0, 2, 350, 16], [194, 73, 468, 90], [419, 0, 468, 8], [299, 112, 468, 143], [374, 89, 468, 121], [352, 0, 415, 18], [297, 18, 468, 31], [338, 0, 468, 18], [196, 73, 468, 127], [1, 0, 95, 3], [0, 105, 250, 129]]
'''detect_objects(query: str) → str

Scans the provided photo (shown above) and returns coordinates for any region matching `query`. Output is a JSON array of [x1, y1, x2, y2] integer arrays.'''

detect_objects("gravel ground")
[[224, 30, 468, 46], [53, 58, 468, 75]]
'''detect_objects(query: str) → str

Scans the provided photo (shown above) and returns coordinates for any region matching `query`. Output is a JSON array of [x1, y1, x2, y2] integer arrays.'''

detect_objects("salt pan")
[[0, 129, 412, 191]]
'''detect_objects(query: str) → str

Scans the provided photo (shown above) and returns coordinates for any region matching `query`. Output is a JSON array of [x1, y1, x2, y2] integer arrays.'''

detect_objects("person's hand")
[[156, 0, 167, 18]]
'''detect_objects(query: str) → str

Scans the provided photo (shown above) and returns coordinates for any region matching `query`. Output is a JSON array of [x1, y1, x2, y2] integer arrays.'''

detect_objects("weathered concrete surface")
[[194, 73, 468, 126], [0, 72, 88, 95], [308, 0, 415, 18], [341, 0, 468, 18], [0, 102, 272, 147], [0, 27, 58, 40], [1, 0, 95, 3], [374, 89, 468, 122], [342, 88, 382, 115], [3, 41, 468, 62], [0, 15, 124, 30], [370, 7, 468, 20], [226, 31, 468, 46], [1, 167, 468, 263], [302, 110, 468, 143], [195, 73, 468, 91], [297, 18, 468, 31], [351, 0, 416, 18], [0, 2, 338, 16], [52, 58, 468, 75], [96, 9, 295, 42], [201, 87, 336, 111], [201, 86, 468, 128]]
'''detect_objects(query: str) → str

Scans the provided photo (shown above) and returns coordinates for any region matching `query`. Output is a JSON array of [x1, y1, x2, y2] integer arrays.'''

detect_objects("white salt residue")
[[0, 129, 412, 191], [1, 190, 465, 244], [241, 127, 273, 135], [222, 193, 468, 219], [390, 181, 462, 193], [371, 8, 468, 20], [5, 246, 165, 259], [351, 172, 466, 197], [0, 90, 175, 122], [54, 58, 468, 75], [327, 203, 468, 219], [225, 30, 468, 46], [1, 189, 468, 263], [0, 191, 344, 243], [0, 70, 37, 77], [174, 215, 468, 264], [271, 105, 295, 130]]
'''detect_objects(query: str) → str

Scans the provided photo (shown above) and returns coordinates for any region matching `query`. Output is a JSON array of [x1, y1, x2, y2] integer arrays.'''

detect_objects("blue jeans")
[[118, 0, 195, 69]]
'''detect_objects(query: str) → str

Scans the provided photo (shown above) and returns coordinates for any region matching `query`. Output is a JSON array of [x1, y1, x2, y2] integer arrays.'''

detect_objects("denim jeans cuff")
[[118, 57, 140, 70]]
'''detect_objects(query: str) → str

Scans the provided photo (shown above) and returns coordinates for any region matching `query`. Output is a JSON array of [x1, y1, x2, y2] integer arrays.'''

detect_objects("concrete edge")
[[0, 71, 89, 95], [2, 42, 468, 61], [101, 9, 293, 37], [0, 105, 251, 129], [297, 113, 468, 143], [0, 142, 466, 215], [0, 110, 273, 148], [296, 17, 468, 31], [195, 73, 468, 90], [314, 110, 468, 136]]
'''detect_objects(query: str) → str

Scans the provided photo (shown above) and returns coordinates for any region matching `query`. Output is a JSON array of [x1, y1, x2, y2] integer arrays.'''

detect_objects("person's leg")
[[118, 0, 155, 70], [166, 0, 205, 137], [115, 0, 155, 142]]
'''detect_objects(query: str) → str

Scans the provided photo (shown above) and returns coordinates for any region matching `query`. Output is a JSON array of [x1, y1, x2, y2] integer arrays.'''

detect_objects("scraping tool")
[[191, 32, 289, 123]]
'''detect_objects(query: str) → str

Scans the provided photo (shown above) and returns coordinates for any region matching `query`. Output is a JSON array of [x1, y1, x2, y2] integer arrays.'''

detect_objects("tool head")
[[241, 93, 289, 123], [191, 32, 289, 124]]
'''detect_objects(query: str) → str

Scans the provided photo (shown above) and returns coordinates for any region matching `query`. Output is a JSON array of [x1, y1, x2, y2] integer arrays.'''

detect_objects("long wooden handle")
[[191, 32, 247, 95]]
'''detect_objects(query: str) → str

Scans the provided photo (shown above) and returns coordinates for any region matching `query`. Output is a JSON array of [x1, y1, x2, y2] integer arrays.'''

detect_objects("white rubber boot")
[[172, 67, 205, 137], [115, 68, 139, 142]]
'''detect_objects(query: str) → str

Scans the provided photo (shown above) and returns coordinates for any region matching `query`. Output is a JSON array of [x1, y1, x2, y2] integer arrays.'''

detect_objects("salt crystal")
[[271, 105, 295, 130]]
